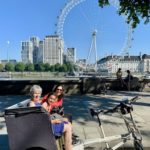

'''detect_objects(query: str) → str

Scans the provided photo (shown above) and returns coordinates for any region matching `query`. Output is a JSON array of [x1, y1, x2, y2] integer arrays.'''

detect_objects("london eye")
[[55, 0, 134, 71]]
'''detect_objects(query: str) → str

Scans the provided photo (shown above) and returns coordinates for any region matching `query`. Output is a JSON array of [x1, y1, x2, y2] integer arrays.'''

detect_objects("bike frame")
[[73, 106, 142, 150]]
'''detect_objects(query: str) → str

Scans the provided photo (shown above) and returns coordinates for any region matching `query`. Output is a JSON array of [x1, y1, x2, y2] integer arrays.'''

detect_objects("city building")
[[21, 41, 33, 64], [0, 59, 17, 65], [76, 59, 86, 70], [142, 54, 150, 72], [76, 59, 86, 65], [21, 35, 64, 65], [38, 41, 44, 63], [30, 37, 40, 64], [97, 54, 150, 74], [43, 35, 64, 65], [66, 48, 76, 63]]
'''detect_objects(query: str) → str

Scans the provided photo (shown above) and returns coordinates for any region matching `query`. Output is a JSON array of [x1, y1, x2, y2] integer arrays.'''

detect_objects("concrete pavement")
[[0, 91, 150, 149], [64, 91, 150, 149]]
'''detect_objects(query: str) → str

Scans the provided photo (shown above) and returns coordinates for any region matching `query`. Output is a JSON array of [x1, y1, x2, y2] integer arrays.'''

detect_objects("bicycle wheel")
[[134, 140, 144, 150]]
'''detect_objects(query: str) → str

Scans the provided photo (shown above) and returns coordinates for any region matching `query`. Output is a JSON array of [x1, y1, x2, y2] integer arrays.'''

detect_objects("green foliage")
[[54, 63, 61, 72], [44, 63, 51, 71], [15, 62, 25, 72], [5, 62, 14, 72], [98, 0, 150, 28], [65, 62, 74, 72], [1, 62, 75, 73], [98, 0, 109, 7], [59, 64, 68, 72], [38, 63, 45, 71], [49, 65, 55, 72], [34, 63, 45, 72], [62, 64, 68, 72], [0, 64, 4, 71], [25, 63, 34, 71]]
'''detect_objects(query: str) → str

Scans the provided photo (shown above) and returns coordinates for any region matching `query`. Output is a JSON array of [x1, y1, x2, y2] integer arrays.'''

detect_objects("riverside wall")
[[0, 79, 83, 95], [0, 77, 149, 95]]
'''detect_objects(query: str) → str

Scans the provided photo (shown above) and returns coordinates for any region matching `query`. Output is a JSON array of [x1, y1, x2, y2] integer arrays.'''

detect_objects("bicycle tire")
[[134, 140, 144, 150]]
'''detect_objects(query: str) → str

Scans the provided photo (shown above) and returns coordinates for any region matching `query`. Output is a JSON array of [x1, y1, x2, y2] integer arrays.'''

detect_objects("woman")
[[116, 68, 125, 87], [53, 85, 64, 106], [42, 93, 72, 150], [28, 85, 42, 107], [116, 68, 122, 79]]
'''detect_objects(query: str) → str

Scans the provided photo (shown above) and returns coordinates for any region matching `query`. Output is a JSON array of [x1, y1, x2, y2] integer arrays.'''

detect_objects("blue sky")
[[0, 0, 150, 61]]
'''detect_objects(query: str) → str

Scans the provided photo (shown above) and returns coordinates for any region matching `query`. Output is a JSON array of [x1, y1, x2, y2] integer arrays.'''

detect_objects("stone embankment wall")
[[0, 79, 83, 95], [0, 77, 149, 95], [83, 77, 150, 93], [0, 72, 66, 79]]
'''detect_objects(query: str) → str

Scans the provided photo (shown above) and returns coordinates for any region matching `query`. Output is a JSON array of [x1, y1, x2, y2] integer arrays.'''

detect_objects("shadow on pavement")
[[0, 134, 9, 150]]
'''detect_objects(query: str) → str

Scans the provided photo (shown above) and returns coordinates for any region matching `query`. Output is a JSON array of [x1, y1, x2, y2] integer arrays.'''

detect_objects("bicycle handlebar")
[[90, 96, 140, 117], [129, 95, 139, 104]]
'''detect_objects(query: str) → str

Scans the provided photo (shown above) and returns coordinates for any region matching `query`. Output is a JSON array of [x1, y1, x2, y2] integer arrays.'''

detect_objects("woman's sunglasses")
[[56, 88, 63, 91]]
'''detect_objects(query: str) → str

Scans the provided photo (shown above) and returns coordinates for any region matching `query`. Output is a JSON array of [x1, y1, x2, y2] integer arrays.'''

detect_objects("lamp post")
[[7, 41, 10, 62]]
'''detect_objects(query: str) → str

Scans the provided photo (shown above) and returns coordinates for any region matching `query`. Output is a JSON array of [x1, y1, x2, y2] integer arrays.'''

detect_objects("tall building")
[[30, 37, 40, 64], [21, 41, 33, 64], [21, 35, 64, 65], [66, 48, 76, 63], [43, 35, 64, 65], [1, 59, 17, 65], [38, 41, 44, 63]]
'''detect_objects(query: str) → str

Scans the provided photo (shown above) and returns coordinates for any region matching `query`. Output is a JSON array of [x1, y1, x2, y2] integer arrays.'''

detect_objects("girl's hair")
[[30, 85, 42, 97], [46, 92, 55, 101], [53, 85, 64, 100]]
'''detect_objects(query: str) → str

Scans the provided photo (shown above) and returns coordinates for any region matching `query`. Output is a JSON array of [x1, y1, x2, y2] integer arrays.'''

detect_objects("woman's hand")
[[52, 119, 62, 124]]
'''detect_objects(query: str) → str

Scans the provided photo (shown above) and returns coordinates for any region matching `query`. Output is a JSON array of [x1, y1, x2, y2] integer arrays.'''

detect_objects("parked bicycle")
[[73, 96, 143, 150]]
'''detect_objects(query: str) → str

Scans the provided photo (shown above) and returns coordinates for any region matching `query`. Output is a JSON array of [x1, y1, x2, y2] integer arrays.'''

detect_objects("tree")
[[49, 65, 55, 72], [15, 62, 25, 72], [44, 63, 51, 71], [34, 63, 45, 72], [62, 64, 68, 72], [65, 62, 74, 72], [39, 63, 45, 71], [25, 63, 34, 71], [98, 0, 150, 28], [0, 64, 4, 72], [59, 64, 68, 72], [5, 63, 14, 72], [54, 63, 61, 72]]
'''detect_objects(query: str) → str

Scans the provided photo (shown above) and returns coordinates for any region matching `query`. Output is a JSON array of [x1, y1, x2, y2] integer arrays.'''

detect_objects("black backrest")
[[5, 107, 58, 150]]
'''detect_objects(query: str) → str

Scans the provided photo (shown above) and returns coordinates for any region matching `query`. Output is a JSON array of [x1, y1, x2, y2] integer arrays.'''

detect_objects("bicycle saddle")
[[119, 102, 133, 115], [90, 108, 104, 117]]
